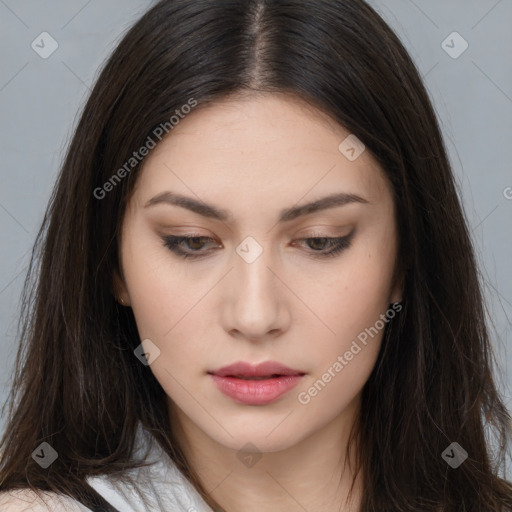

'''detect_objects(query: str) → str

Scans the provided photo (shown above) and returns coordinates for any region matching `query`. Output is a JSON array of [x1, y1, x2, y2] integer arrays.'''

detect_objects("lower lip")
[[209, 374, 303, 405]]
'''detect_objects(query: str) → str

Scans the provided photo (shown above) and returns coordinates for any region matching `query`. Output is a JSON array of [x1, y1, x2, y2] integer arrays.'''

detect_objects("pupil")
[[308, 238, 328, 250], [189, 237, 205, 250]]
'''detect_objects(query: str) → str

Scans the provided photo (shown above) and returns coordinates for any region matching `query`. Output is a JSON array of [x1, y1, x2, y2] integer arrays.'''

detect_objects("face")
[[116, 93, 402, 454]]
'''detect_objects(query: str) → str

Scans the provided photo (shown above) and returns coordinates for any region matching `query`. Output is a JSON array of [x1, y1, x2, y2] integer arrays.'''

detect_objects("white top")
[[0, 423, 214, 512], [84, 423, 214, 512]]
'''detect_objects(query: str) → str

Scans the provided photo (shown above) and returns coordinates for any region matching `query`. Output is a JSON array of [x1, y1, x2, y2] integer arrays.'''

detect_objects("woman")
[[1, 0, 511, 510]]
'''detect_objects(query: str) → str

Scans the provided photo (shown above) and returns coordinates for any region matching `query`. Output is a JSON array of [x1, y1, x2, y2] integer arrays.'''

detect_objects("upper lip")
[[209, 361, 305, 378]]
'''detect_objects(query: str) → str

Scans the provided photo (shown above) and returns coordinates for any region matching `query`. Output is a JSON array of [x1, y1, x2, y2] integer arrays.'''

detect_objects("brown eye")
[[294, 231, 356, 258], [187, 237, 209, 250], [162, 235, 221, 259], [306, 238, 331, 251], [162, 232, 354, 261]]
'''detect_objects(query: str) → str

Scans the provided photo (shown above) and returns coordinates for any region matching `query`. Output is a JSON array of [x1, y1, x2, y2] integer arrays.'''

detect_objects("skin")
[[115, 92, 403, 512]]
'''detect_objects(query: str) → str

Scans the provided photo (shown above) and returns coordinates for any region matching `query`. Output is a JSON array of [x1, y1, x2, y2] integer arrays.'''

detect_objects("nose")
[[221, 245, 291, 342]]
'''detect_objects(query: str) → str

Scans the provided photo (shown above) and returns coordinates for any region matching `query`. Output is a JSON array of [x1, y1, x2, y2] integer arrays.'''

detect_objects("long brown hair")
[[1, 0, 511, 510]]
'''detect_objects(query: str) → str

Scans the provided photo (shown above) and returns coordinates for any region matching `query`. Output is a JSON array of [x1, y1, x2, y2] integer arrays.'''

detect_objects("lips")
[[208, 361, 305, 405], [209, 361, 304, 378]]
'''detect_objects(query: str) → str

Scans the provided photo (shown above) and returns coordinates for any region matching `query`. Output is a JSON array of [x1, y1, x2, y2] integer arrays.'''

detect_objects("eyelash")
[[161, 232, 353, 260]]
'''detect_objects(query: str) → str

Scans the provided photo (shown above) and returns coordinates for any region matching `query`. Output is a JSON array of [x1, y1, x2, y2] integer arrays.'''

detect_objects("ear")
[[113, 268, 130, 307]]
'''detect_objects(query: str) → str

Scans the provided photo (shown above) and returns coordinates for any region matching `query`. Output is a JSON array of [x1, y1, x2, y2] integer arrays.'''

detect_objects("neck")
[[170, 398, 363, 512]]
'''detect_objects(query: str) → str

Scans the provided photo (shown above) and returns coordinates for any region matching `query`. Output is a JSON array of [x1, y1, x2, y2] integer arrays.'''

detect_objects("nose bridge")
[[234, 236, 277, 304], [222, 235, 287, 338]]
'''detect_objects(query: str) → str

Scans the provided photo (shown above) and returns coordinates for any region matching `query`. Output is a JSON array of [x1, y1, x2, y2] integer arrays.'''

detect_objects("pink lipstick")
[[208, 361, 305, 405]]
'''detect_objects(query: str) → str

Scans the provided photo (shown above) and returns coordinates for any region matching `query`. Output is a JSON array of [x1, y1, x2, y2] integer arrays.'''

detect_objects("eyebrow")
[[144, 191, 369, 222]]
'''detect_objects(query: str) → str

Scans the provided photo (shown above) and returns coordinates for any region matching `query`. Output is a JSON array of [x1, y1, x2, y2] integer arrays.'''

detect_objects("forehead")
[[132, 93, 391, 210]]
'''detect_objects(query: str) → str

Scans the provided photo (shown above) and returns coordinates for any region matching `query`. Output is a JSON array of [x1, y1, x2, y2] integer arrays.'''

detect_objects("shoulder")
[[0, 488, 90, 512]]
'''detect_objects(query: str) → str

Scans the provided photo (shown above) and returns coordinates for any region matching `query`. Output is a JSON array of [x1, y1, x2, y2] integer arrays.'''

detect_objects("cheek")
[[124, 254, 209, 404], [121, 227, 195, 339], [295, 233, 397, 412], [122, 235, 214, 378], [126, 260, 176, 339], [296, 262, 393, 415], [304, 235, 396, 346]]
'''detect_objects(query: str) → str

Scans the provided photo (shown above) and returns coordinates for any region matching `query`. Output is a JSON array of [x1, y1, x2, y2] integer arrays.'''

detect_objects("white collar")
[[86, 423, 214, 512]]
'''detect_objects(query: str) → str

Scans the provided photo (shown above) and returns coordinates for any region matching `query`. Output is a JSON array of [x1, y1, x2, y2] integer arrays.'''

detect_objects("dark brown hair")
[[1, 0, 511, 510]]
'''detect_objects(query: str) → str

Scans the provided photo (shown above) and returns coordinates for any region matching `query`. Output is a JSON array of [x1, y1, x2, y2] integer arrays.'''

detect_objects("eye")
[[161, 232, 354, 260], [293, 235, 353, 258], [162, 235, 221, 259]]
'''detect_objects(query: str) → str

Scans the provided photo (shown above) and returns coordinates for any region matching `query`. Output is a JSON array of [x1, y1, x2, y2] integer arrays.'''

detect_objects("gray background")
[[0, 0, 511, 443]]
